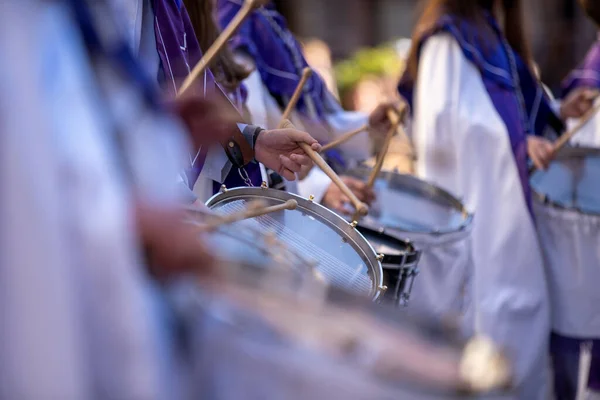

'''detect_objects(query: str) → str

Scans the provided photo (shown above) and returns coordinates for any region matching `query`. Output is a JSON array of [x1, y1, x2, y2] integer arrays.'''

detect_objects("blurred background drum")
[[170, 261, 512, 400], [348, 167, 473, 330], [531, 146, 600, 337], [206, 187, 385, 300]]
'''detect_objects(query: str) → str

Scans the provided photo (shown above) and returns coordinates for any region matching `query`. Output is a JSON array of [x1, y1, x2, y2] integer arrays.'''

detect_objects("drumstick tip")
[[301, 67, 313, 78], [357, 203, 369, 216], [284, 199, 298, 210]]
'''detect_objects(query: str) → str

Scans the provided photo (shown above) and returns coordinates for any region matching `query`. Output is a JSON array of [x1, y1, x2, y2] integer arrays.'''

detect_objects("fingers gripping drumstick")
[[350, 108, 402, 222], [366, 107, 404, 189], [281, 120, 369, 216], [529, 101, 600, 175], [319, 104, 408, 153], [177, 0, 267, 97], [277, 68, 368, 216]]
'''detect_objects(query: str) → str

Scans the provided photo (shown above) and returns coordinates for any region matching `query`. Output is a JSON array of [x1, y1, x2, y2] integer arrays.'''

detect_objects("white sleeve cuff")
[[296, 167, 331, 203]]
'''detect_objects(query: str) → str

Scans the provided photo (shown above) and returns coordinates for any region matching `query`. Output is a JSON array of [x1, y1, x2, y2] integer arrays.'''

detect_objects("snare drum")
[[185, 206, 311, 283], [531, 147, 600, 337], [205, 187, 385, 300], [348, 167, 473, 328]]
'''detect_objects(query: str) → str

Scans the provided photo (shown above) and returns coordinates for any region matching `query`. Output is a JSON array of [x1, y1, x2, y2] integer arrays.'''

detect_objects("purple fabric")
[[216, 0, 330, 121], [397, 13, 557, 215], [562, 41, 600, 97], [212, 163, 263, 192], [216, 0, 349, 170], [153, 0, 262, 190]]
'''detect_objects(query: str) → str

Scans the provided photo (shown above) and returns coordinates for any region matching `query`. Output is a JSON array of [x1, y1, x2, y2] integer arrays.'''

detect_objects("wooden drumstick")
[[366, 109, 401, 189], [299, 141, 369, 215], [277, 68, 368, 216], [280, 120, 369, 216], [529, 101, 600, 174], [320, 124, 369, 153], [177, 0, 266, 97], [201, 199, 298, 230], [279, 67, 313, 122]]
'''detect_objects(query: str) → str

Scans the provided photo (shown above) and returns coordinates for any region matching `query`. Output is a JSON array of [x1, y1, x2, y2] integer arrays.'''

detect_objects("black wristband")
[[253, 127, 265, 148]]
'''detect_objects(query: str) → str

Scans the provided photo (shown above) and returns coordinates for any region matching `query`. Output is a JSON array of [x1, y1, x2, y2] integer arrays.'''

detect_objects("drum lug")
[[376, 254, 384, 261], [261, 181, 268, 189], [308, 194, 315, 202], [378, 285, 388, 293], [219, 185, 228, 193], [350, 221, 358, 228]]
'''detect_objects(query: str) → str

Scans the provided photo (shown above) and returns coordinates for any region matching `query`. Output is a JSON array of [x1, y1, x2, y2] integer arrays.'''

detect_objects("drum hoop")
[[554, 146, 600, 160], [353, 223, 420, 267], [531, 146, 600, 216], [206, 187, 385, 300], [532, 191, 600, 217], [350, 167, 473, 235]]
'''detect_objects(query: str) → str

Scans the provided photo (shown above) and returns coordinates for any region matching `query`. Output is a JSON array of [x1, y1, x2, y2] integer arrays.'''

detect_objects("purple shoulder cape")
[[562, 40, 600, 97], [216, 0, 330, 121], [153, 0, 261, 189], [397, 13, 559, 215]]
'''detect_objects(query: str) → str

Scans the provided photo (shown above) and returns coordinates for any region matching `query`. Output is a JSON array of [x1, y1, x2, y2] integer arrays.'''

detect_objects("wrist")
[[253, 127, 265, 148]]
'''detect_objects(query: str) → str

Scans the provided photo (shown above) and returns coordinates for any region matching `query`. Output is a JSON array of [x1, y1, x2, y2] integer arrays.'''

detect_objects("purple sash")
[[216, 0, 330, 121], [562, 40, 600, 97], [217, 0, 347, 171], [398, 13, 557, 215], [153, 0, 262, 190]]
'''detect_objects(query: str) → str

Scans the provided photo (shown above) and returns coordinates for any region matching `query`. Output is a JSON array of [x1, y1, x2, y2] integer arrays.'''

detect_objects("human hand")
[[368, 101, 402, 136], [296, 164, 313, 180], [255, 122, 321, 181], [322, 176, 376, 215], [527, 136, 554, 171], [169, 95, 239, 150], [560, 88, 598, 120], [136, 202, 216, 281]]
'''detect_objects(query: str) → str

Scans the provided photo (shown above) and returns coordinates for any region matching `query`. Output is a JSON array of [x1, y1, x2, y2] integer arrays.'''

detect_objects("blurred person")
[[108, 0, 320, 204], [217, 0, 396, 215], [303, 38, 340, 99], [398, 0, 556, 397], [0, 1, 172, 398], [0, 0, 228, 398], [0, 2, 91, 398], [559, 0, 600, 148], [544, 1, 600, 398]]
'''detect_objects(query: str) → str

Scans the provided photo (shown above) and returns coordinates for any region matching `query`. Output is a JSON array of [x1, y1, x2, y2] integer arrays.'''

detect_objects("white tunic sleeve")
[[324, 110, 370, 162], [566, 96, 600, 147], [414, 34, 551, 398]]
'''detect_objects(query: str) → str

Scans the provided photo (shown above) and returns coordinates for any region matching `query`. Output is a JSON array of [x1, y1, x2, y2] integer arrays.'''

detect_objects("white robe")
[[0, 3, 90, 398], [0, 2, 182, 399], [412, 34, 551, 398], [566, 97, 600, 147], [243, 69, 370, 202]]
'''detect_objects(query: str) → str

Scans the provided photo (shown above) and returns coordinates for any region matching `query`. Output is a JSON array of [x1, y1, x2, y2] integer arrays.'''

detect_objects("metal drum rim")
[[352, 222, 420, 267], [349, 166, 473, 235], [530, 146, 600, 217], [205, 187, 385, 300]]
